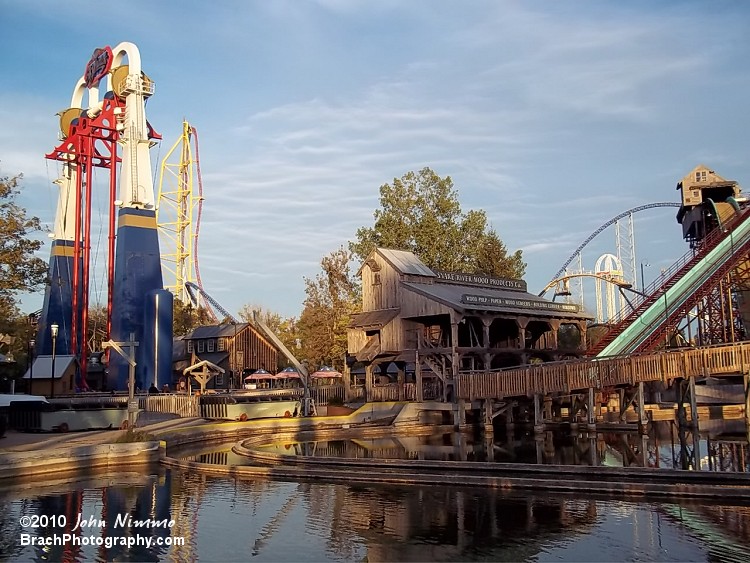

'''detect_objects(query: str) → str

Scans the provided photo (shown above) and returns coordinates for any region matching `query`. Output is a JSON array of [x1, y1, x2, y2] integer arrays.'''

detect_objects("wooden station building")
[[174, 323, 278, 390], [346, 248, 593, 402]]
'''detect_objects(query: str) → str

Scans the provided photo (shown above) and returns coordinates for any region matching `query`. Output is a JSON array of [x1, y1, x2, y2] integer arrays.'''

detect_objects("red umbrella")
[[243, 369, 274, 381], [274, 367, 301, 380], [310, 366, 342, 379]]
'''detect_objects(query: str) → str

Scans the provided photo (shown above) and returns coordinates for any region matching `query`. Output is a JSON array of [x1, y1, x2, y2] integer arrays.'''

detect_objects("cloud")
[[2, 0, 749, 318]]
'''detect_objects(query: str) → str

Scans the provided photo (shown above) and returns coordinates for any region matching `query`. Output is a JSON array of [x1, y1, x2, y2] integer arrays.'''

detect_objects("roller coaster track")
[[591, 205, 750, 356], [543, 202, 682, 294]]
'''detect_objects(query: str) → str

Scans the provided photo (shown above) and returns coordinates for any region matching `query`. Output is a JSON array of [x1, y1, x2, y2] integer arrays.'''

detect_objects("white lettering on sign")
[[461, 294, 579, 313], [434, 271, 527, 291]]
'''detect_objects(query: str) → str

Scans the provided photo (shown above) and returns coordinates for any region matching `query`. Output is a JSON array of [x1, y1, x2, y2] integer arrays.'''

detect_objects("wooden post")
[[689, 375, 698, 427], [744, 372, 750, 427], [533, 393, 543, 434], [415, 352, 424, 402], [365, 364, 373, 403], [587, 387, 596, 431], [638, 381, 647, 429], [484, 398, 494, 434], [397, 364, 405, 401], [343, 363, 351, 402], [454, 399, 466, 428]]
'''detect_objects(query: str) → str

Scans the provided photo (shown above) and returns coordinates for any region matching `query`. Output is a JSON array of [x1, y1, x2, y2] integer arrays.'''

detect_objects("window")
[[187, 340, 194, 353], [208, 339, 215, 352], [198, 340, 205, 353], [216, 373, 224, 386], [373, 272, 381, 285], [217, 338, 226, 351]]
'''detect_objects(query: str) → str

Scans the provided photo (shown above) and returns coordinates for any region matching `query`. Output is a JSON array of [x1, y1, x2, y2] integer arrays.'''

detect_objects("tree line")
[[0, 167, 525, 377]]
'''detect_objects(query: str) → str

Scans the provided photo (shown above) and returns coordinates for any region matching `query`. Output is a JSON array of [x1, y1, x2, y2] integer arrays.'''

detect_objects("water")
[[0, 468, 748, 562], [249, 420, 750, 472], [1, 421, 749, 561]]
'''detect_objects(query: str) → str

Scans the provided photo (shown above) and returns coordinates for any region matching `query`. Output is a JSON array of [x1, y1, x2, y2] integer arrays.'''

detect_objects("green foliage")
[[113, 429, 157, 443], [297, 247, 361, 371], [0, 174, 47, 319], [173, 298, 213, 337], [557, 324, 582, 349], [350, 167, 525, 278], [327, 395, 344, 407]]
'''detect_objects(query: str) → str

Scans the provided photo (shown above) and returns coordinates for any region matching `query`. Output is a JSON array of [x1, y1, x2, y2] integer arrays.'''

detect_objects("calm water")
[[248, 420, 750, 472], [0, 467, 748, 562], [1, 420, 749, 562]]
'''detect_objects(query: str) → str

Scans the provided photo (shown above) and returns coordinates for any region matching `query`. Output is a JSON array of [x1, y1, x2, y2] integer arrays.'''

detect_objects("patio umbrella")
[[274, 366, 301, 380], [243, 369, 274, 381], [310, 366, 342, 379]]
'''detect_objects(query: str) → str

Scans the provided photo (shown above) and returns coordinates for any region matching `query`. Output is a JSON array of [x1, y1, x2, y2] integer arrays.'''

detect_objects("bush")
[[327, 396, 344, 407], [114, 429, 156, 443]]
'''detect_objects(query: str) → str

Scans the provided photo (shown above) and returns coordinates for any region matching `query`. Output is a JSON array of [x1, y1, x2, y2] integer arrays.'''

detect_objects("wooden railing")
[[455, 342, 750, 400], [145, 394, 200, 417]]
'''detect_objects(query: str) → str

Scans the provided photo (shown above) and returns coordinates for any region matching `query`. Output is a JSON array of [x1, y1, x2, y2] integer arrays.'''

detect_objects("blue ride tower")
[[36, 165, 79, 357], [107, 42, 168, 391]]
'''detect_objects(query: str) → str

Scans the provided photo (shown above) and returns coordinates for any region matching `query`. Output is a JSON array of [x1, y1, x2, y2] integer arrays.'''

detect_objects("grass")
[[113, 429, 157, 443]]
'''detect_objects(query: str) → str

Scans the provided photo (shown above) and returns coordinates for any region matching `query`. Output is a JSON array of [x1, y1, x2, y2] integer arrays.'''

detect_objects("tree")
[[297, 247, 361, 371], [238, 304, 283, 333], [0, 174, 47, 318], [173, 298, 213, 337], [351, 167, 525, 278]]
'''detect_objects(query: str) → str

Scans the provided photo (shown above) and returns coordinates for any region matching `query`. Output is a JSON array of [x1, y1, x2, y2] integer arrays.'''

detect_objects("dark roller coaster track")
[[541, 202, 682, 295]]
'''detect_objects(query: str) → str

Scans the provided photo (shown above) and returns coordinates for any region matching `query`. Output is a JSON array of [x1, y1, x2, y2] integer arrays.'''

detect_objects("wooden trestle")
[[454, 341, 750, 432]]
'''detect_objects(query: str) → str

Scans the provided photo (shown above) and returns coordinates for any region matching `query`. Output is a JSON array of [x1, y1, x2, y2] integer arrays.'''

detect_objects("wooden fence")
[[455, 342, 750, 401]]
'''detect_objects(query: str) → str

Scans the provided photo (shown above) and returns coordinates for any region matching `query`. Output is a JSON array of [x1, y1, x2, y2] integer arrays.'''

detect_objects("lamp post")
[[50, 324, 58, 398], [640, 261, 650, 292], [28, 338, 35, 395]]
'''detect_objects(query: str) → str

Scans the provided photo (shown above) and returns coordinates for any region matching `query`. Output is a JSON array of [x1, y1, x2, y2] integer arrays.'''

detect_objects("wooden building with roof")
[[175, 323, 278, 390], [347, 248, 593, 401]]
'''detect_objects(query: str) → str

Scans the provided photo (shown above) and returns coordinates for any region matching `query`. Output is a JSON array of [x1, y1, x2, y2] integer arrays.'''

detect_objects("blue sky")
[[1, 0, 749, 319]]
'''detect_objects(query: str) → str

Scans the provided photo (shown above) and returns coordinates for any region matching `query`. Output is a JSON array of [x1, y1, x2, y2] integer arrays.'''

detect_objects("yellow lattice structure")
[[156, 121, 203, 303]]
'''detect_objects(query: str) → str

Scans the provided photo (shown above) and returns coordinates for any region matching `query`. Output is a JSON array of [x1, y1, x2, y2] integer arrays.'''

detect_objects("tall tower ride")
[[44, 42, 171, 391]]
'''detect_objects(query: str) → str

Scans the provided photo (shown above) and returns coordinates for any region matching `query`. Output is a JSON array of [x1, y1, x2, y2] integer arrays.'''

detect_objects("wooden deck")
[[455, 341, 750, 400]]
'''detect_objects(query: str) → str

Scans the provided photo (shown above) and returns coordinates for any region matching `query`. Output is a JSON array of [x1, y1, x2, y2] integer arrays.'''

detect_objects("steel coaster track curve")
[[542, 202, 682, 295]]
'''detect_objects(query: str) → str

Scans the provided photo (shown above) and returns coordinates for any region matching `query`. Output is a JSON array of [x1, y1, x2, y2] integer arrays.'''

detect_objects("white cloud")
[[2, 0, 750, 318]]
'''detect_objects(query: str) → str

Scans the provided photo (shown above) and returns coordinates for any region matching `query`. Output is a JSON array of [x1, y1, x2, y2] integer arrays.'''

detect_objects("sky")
[[1, 0, 749, 320]]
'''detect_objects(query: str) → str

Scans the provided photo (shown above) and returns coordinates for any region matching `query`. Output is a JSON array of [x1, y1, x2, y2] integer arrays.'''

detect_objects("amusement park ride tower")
[[41, 43, 172, 391], [675, 164, 750, 343]]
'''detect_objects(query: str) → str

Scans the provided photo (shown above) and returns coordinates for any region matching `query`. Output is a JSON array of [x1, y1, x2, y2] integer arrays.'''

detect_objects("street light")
[[28, 338, 35, 395], [50, 324, 58, 398], [640, 261, 650, 292]]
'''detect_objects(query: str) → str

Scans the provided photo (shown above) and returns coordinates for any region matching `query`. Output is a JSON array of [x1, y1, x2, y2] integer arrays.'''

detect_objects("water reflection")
[[1, 468, 749, 561], [247, 419, 750, 472]]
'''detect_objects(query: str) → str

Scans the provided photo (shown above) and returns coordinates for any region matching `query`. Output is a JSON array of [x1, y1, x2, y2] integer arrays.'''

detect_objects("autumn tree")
[[173, 298, 213, 337], [297, 247, 361, 371], [0, 174, 47, 319], [351, 167, 525, 278]]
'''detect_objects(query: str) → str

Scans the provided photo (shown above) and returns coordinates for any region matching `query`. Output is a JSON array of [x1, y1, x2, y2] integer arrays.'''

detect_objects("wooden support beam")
[[587, 387, 596, 430], [638, 381, 647, 428], [533, 393, 543, 433], [415, 352, 424, 402], [689, 375, 698, 428]]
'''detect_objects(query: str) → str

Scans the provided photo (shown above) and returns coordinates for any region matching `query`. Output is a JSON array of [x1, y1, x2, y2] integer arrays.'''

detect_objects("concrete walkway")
[[0, 414, 200, 452]]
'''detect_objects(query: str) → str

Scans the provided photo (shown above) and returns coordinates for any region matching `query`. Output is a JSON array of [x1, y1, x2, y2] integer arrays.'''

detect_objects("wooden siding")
[[229, 326, 278, 374], [362, 254, 403, 311], [399, 286, 453, 319]]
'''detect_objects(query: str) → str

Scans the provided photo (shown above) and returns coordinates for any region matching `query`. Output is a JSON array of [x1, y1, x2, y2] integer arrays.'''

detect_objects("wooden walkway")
[[455, 342, 750, 401]]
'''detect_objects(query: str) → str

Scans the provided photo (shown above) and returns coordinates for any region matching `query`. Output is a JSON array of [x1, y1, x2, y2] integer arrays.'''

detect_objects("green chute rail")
[[595, 205, 750, 357]]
